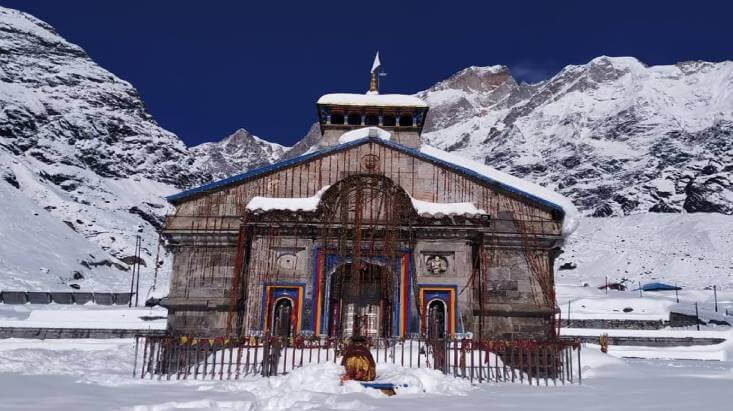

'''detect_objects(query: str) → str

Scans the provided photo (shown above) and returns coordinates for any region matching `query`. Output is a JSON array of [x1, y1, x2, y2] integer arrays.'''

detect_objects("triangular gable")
[[166, 137, 567, 219]]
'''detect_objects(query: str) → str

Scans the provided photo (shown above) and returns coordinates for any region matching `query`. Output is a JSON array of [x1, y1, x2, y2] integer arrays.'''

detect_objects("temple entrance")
[[271, 298, 293, 338], [427, 300, 446, 339], [328, 262, 393, 338]]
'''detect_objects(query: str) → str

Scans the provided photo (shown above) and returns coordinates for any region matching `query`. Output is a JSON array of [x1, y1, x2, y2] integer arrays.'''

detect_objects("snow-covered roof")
[[411, 198, 486, 217], [418, 145, 579, 236], [245, 185, 487, 218], [245, 186, 329, 213], [317, 93, 428, 108], [167, 136, 578, 237], [338, 127, 390, 144]]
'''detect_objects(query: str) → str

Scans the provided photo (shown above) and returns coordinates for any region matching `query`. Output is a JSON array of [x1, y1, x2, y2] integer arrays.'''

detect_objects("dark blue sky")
[[4, 1, 732, 147]]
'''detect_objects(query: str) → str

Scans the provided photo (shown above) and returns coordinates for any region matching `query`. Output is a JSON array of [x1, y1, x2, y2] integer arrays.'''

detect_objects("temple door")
[[272, 299, 292, 339]]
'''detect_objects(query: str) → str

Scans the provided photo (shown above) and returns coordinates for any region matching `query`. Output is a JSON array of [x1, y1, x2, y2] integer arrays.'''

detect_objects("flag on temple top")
[[371, 52, 381, 73]]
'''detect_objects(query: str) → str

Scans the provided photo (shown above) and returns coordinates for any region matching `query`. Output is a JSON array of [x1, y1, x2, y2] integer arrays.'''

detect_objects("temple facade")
[[161, 63, 577, 341]]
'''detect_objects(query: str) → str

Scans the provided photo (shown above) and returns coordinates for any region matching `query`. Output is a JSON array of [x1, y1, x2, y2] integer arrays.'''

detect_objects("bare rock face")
[[280, 123, 322, 160], [417, 56, 733, 216]]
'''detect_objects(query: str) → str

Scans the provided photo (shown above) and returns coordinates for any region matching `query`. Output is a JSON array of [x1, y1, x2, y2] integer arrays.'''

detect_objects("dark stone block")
[[498, 280, 519, 291], [27, 292, 51, 304], [1, 291, 27, 304], [94, 293, 114, 305], [73, 292, 94, 304], [506, 291, 521, 299], [50, 292, 73, 304], [114, 292, 133, 305]]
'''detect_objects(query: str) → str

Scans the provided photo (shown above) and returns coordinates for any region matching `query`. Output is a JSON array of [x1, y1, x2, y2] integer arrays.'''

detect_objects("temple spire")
[[368, 52, 381, 95]]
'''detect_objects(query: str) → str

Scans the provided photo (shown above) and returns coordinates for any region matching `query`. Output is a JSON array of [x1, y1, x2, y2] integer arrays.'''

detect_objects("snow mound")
[[339, 127, 392, 144], [580, 346, 632, 378]]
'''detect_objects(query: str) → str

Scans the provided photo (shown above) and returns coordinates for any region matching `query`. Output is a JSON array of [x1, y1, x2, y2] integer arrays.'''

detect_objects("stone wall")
[[163, 141, 563, 339]]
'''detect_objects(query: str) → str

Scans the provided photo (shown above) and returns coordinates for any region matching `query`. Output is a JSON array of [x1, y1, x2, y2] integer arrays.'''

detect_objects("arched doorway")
[[327, 261, 393, 338], [271, 298, 293, 338], [427, 299, 446, 339]]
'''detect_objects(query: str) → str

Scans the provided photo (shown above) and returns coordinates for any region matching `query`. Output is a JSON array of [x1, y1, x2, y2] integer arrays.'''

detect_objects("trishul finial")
[[368, 51, 381, 94]]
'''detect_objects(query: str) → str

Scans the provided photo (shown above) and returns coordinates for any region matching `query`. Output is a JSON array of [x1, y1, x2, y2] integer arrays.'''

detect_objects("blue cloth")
[[635, 282, 682, 291], [360, 382, 408, 390]]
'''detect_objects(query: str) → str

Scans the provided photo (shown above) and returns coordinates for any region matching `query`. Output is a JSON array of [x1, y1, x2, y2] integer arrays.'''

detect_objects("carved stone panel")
[[268, 245, 308, 277], [425, 255, 448, 275], [277, 253, 298, 270], [420, 251, 454, 276]]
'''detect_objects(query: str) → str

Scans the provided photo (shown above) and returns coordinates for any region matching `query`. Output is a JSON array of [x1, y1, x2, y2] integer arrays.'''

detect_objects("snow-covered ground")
[[0, 304, 166, 330], [557, 213, 733, 290], [0, 338, 731, 410], [557, 284, 733, 322]]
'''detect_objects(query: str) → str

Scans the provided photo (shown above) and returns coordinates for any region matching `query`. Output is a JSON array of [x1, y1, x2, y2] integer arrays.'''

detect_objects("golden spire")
[[369, 71, 378, 93]]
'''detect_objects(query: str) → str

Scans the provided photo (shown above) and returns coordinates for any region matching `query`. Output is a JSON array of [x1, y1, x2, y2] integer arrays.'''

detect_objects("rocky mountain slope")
[[0, 6, 290, 293], [416, 58, 733, 217], [0, 6, 204, 292]]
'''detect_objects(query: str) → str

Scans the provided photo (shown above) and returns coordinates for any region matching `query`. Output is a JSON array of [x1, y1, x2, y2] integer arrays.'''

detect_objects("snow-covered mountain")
[[0, 7, 206, 293], [190, 128, 288, 180], [0, 6, 294, 293], [1, 4, 731, 294], [417, 58, 733, 217]]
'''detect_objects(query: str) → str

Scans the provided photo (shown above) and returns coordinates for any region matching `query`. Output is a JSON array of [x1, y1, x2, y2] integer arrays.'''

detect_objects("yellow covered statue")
[[340, 336, 376, 382]]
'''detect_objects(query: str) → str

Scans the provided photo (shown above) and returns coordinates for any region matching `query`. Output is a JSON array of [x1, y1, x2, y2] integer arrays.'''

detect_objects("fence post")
[[577, 344, 582, 385], [261, 336, 270, 377], [132, 336, 139, 378]]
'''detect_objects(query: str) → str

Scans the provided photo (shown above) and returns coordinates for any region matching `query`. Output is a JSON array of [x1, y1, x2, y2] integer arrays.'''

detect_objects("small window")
[[347, 112, 362, 125], [399, 114, 413, 127], [382, 114, 396, 127], [330, 112, 344, 125], [365, 114, 379, 126]]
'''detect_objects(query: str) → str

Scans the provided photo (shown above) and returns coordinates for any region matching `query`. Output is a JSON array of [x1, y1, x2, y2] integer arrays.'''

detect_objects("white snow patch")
[[410, 197, 486, 217], [245, 186, 330, 212], [0, 305, 167, 330], [338, 127, 391, 144], [318, 93, 428, 108]]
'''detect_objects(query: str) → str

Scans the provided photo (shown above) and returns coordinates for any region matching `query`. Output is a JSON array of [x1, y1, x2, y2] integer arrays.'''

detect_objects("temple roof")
[[166, 136, 579, 236], [316, 93, 428, 108]]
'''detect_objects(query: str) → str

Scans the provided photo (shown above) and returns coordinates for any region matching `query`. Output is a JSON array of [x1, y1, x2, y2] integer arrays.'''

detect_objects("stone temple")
[[160, 60, 578, 341]]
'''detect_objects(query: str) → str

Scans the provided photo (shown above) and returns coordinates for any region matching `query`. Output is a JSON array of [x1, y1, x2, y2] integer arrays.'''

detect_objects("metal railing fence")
[[134, 335, 581, 385]]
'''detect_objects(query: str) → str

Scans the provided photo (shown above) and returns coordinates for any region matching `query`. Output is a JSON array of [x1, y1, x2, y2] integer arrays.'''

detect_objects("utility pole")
[[695, 302, 700, 331], [134, 235, 142, 307], [675, 283, 679, 303], [128, 237, 136, 308], [713, 285, 718, 312]]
